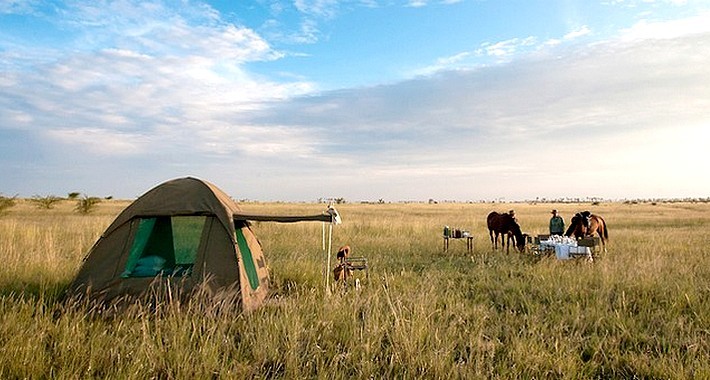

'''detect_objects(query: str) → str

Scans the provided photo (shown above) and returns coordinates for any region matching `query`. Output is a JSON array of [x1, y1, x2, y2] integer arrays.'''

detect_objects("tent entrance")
[[121, 216, 207, 278]]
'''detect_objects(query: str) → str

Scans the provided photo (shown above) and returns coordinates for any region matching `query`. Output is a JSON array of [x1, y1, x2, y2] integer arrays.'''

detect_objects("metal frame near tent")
[[234, 205, 342, 291]]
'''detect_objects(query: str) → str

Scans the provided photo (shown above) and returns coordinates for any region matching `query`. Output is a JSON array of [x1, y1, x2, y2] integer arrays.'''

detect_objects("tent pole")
[[322, 222, 327, 293], [325, 223, 333, 294]]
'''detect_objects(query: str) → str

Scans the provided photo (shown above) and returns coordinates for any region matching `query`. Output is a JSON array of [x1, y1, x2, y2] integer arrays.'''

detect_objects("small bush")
[[0, 194, 17, 215], [75, 195, 101, 214], [30, 195, 63, 209]]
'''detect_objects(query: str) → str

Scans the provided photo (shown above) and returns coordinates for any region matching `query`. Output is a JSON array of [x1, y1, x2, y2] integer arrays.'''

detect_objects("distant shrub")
[[30, 195, 63, 209], [75, 195, 102, 214], [67, 192, 81, 200], [0, 194, 17, 215]]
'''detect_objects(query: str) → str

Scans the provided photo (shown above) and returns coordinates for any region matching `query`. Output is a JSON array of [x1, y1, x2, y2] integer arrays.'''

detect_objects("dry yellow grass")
[[1, 199, 709, 378]]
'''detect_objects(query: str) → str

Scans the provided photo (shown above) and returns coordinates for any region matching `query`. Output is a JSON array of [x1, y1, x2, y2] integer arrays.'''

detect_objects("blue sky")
[[1, 0, 709, 201]]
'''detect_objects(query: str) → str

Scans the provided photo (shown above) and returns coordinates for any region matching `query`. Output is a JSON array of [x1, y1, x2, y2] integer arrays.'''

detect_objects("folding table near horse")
[[443, 226, 474, 252]]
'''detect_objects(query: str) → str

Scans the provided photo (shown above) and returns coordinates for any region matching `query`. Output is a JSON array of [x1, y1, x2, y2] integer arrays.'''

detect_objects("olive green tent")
[[66, 177, 338, 311]]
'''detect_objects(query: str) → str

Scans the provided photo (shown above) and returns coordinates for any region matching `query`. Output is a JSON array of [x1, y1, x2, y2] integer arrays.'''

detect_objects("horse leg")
[[489, 229, 495, 249], [597, 226, 607, 253]]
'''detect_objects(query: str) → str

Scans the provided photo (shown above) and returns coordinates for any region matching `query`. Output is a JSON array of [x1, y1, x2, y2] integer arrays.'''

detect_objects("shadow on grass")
[[0, 280, 69, 303]]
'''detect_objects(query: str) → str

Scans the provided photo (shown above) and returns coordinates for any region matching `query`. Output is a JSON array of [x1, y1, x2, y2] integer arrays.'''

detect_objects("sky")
[[1, 0, 709, 202]]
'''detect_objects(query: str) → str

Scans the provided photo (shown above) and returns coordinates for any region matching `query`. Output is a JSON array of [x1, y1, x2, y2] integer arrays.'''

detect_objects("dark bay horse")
[[565, 211, 609, 251], [487, 211, 525, 252]]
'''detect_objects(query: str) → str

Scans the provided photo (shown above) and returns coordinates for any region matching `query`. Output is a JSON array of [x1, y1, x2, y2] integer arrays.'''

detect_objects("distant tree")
[[30, 195, 63, 209], [67, 192, 81, 200], [75, 195, 102, 214], [104, 195, 113, 200]]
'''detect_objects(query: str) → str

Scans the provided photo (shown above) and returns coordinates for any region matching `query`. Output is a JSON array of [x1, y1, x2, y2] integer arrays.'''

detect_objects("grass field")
[[1, 199, 709, 378]]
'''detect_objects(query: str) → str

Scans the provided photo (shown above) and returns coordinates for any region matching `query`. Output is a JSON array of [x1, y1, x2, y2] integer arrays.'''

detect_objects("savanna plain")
[[1, 199, 709, 379]]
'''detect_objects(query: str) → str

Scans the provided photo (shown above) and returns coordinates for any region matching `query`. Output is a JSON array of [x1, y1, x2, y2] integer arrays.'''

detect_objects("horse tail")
[[600, 216, 609, 240]]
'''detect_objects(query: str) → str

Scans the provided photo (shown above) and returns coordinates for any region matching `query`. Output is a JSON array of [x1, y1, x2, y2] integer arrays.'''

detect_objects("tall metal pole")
[[325, 223, 333, 294]]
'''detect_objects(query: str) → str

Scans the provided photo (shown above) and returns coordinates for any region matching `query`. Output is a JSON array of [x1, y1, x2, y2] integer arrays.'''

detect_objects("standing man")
[[549, 209, 565, 236]]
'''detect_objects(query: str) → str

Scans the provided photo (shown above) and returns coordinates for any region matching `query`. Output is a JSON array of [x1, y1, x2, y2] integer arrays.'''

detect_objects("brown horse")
[[487, 211, 525, 252], [565, 211, 609, 251]]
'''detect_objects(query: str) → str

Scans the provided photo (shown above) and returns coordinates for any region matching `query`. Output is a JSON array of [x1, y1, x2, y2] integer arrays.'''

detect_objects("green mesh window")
[[172, 217, 204, 266], [121, 216, 206, 278]]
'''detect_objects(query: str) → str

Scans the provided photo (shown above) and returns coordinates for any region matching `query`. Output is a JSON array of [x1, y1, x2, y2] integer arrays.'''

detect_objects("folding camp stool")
[[344, 257, 369, 287]]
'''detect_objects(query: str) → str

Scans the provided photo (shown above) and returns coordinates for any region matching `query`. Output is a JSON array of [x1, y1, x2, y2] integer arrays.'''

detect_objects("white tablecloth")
[[539, 237, 591, 260]]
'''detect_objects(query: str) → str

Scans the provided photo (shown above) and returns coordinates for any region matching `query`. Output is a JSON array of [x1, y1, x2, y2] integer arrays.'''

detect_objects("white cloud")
[[291, 19, 322, 44], [406, 0, 427, 7], [47, 128, 152, 155], [620, 11, 710, 41], [194, 123, 323, 157], [436, 52, 471, 66], [563, 25, 591, 40], [605, 0, 688, 7], [476, 36, 537, 58], [294, 0, 340, 18]]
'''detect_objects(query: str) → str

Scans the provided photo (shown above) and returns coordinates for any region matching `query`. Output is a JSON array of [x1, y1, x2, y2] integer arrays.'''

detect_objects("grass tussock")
[[1, 200, 709, 378]]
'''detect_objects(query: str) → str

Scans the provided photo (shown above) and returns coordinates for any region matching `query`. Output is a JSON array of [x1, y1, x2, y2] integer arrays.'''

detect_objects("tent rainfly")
[[65, 177, 340, 311]]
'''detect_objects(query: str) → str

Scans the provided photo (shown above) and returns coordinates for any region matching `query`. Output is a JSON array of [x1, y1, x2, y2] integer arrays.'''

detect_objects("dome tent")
[[66, 177, 339, 311]]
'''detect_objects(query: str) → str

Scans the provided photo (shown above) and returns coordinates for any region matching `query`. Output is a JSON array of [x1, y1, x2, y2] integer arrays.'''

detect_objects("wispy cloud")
[[405, 0, 427, 7], [47, 128, 152, 155], [294, 0, 340, 18], [476, 36, 538, 58], [605, 0, 689, 7], [0, 0, 40, 15], [405, 0, 461, 8], [413, 34, 545, 76], [563, 25, 592, 40]]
